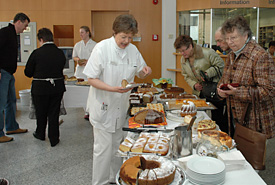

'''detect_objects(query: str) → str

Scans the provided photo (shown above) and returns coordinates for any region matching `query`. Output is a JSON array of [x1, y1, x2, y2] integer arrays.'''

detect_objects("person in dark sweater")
[[24, 28, 66, 147], [0, 12, 30, 143]]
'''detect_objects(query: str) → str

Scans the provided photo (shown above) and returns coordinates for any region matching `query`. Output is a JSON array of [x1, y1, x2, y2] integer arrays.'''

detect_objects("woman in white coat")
[[83, 14, 152, 185], [73, 26, 96, 80]]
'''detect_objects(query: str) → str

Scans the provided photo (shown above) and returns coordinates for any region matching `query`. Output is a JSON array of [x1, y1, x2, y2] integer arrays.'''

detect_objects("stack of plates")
[[186, 156, 226, 185]]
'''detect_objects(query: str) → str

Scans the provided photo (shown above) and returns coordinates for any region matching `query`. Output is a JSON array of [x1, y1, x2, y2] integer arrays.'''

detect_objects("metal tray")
[[164, 100, 217, 111]]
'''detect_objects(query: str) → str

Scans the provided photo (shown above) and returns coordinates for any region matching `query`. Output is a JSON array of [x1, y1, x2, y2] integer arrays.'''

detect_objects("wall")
[[161, 0, 177, 83], [0, 0, 162, 97]]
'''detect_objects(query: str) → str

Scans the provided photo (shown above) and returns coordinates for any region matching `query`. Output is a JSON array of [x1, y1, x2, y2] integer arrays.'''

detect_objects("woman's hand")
[[194, 83, 203, 91], [217, 84, 237, 98], [116, 86, 133, 93], [78, 59, 87, 66], [139, 66, 152, 79]]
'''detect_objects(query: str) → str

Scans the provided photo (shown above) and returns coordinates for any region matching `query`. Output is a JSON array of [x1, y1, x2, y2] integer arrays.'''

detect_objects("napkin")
[[218, 150, 247, 171]]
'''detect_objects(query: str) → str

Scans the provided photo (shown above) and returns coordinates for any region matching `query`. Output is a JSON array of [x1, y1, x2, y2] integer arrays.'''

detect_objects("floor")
[[1, 101, 275, 185]]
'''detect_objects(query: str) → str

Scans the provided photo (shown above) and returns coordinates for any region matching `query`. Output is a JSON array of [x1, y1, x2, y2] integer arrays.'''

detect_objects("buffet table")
[[120, 110, 267, 185], [63, 84, 90, 108]]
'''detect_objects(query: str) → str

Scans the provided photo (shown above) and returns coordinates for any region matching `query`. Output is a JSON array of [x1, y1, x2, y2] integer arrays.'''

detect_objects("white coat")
[[83, 36, 147, 185], [73, 39, 96, 80], [83, 36, 147, 132]]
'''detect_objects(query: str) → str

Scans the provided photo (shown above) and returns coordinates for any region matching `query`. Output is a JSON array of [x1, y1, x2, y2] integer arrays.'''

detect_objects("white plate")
[[187, 156, 225, 175], [122, 83, 144, 90]]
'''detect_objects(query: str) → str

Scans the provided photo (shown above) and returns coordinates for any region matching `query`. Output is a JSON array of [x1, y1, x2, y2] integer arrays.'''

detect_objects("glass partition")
[[178, 8, 275, 50], [259, 8, 275, 48], [178, 9, 211, 46], [212, 8, 257, 48]]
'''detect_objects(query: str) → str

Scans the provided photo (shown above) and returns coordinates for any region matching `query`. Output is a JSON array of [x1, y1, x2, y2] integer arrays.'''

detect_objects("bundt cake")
[[119, 155, 176, 185], [180, 100, 197, 117]]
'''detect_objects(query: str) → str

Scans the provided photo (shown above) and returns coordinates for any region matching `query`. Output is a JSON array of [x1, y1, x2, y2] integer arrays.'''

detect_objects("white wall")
[[162, 0, 177, 83]]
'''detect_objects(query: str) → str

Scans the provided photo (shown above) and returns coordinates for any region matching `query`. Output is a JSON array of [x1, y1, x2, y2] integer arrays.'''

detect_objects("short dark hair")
[[13, 12, 30, 23], [37, 28, 54, 42], [112, 14, 138, 35], [221, 16, 252, 39], [80, 26, 91, 38], [174, 35, 194, 49], [269, 41, 275, 48]]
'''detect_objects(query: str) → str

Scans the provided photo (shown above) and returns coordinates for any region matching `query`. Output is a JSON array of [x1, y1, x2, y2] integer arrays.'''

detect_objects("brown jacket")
[[218, 40, 275, 138]]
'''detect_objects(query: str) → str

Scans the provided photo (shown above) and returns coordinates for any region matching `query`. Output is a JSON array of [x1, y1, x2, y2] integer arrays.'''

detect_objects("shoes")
[[84, 114, 89, 120], [6, 128, 28, 135], [50, 139, 60, 147], [59, 119, 64, 126], [0, 178, 9, 185], [33, 132, 45, 141], [0, 136, 14, 143]]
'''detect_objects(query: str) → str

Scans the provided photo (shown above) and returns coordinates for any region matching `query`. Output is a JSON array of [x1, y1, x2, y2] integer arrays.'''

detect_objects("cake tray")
[[116, 165, 186, 185]]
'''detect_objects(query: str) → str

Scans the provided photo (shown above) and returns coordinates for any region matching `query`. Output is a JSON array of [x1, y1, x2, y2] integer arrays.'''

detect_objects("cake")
[[180, 101, 197, 117], [199, 130, 232, 149], [119, 137, 136, 152], [130, 93, 143, 104], [197, 119, 216, 132], [164, 87, 184, 95], [119, 141, 133, 152], [143, 93, 154, 103], [121, 79, 129, 88], [119, 155, 176, 185], [134, 109, 164, 125], [218, 131, 233, 148], [159, 94, 174, 99]]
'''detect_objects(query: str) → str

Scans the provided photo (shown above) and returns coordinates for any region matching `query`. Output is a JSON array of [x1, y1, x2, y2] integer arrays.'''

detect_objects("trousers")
[[0, 69, 19, 137], [92, 127, 124, 185]]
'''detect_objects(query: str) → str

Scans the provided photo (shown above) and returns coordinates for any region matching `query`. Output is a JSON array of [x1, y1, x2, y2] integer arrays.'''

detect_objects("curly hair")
[[174, 35, 194, 50], [112, 14, 138, 35], [221, 16, 252, 39]]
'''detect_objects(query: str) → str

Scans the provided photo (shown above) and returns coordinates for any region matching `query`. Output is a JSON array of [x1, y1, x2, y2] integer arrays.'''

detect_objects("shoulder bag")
[[234, 87, 267, 170]]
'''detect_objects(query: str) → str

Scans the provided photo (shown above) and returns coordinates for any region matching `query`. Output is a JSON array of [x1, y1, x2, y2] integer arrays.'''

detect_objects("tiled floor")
[[1, 101, 275, 185], [0, 103, 94, 185]]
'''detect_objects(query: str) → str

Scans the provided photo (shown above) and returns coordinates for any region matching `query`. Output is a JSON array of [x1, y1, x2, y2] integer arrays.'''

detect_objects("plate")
[[122, 83, 144, 90], [116, 166, 186, 185], [187, 156, 225, 175]]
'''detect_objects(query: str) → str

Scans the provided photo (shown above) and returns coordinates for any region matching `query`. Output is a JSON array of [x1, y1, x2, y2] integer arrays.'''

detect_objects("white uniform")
[[73, 39, 96, 80], [83, 36, 147, 185]]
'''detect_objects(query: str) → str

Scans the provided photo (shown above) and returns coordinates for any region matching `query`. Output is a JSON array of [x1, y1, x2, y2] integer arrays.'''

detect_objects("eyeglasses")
[[179, 45, 190, 53], [226, 35, 239, 42]]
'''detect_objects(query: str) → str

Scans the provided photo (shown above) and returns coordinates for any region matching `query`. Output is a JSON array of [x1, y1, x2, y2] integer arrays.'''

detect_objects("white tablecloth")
[[63, 85, 90, 108], [166, 112, 266, 185]]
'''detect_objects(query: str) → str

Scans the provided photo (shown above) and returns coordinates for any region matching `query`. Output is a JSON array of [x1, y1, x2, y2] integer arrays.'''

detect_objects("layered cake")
[[134, 109, 164, 125], [119, 155, 176, 185]]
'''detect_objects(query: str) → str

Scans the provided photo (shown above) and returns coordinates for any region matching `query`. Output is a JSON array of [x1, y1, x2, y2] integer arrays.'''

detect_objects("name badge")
[[110, 61, 118, 66]]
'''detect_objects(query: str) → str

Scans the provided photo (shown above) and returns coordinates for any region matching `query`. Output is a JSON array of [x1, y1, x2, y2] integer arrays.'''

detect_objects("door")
[[91, 11, 129, 43]]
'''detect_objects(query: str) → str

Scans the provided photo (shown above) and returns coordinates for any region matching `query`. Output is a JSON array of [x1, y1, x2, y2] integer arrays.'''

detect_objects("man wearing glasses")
[[0, 13, 30, 143]]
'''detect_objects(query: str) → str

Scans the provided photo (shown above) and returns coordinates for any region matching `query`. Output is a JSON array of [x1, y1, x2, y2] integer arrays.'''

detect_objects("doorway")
[[91, 11, 129, 43]]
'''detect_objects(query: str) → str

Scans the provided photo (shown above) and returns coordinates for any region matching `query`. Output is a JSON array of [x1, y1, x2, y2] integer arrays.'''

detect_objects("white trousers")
[[92, 127, 124, 185]]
